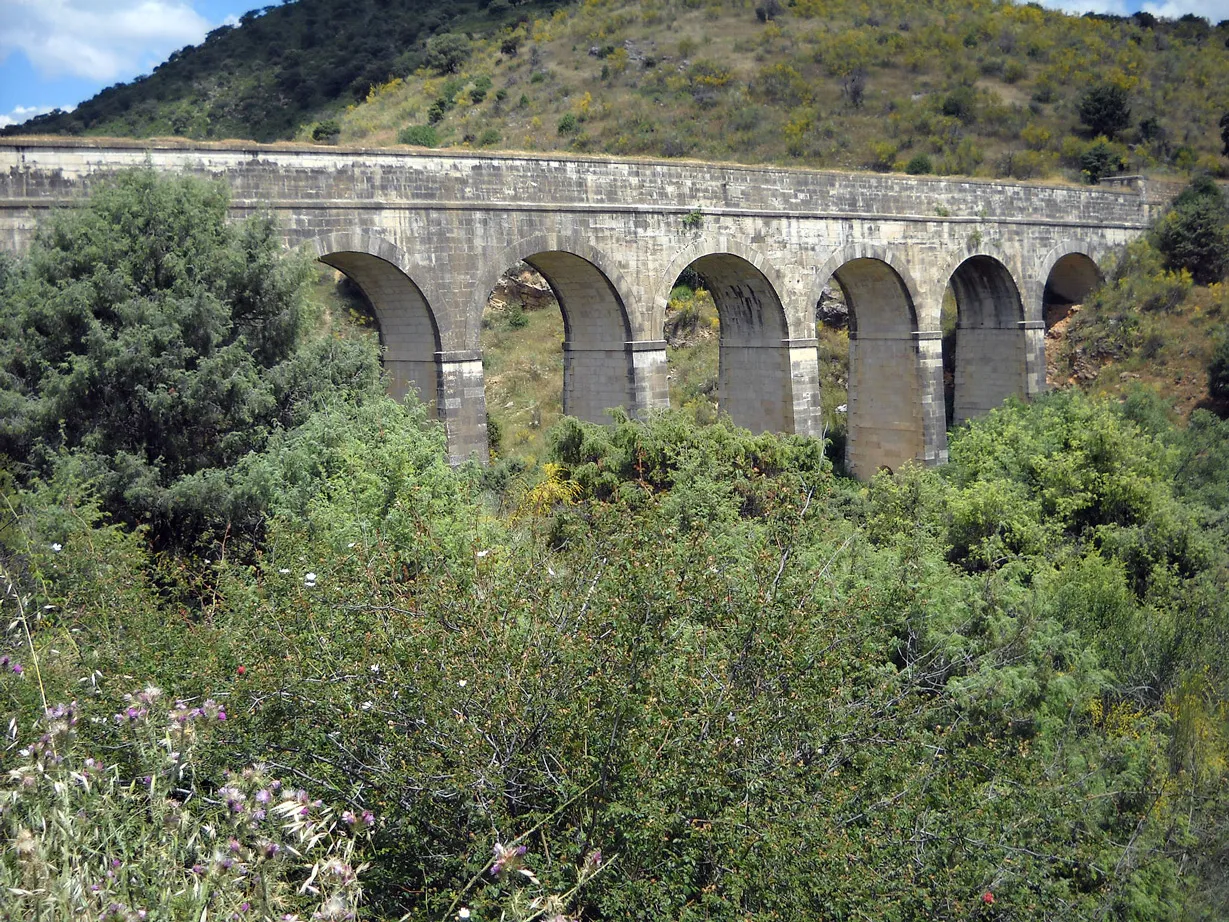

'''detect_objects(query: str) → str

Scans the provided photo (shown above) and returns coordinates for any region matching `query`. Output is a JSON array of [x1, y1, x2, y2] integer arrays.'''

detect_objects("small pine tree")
[[1078, 84, 1131, 139]]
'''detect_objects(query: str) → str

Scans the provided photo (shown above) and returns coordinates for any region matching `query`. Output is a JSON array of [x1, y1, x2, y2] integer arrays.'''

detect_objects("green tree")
[[1209, 336, 1229, 401], [1080, 137, 1126, 184], [940, 85, 977, 123], [1078, 83, 1131, 139], [1153, 176, 1229, 285], [0, 169, 383, 547], [424, 33, 471, 75], [310, 119, 341, 142]]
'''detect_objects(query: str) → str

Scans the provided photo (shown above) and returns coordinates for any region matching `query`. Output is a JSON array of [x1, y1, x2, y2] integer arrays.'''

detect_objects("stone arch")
[[943, 252, 1028, 427], [818, 250, 929, 478], [661, 238, 797, 434], [814, 243, 925, 330], [479, 234, 638, 423], [1035, 241, 1105, 325], [657, 235, 794, 329], [302, 231, 442, 407], [934, 241, 1025, 316]]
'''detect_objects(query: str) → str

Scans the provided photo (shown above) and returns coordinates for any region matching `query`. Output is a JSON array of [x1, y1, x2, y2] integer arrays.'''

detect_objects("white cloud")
[[1034, 0, 1133, 15], [0, 1, 214, 82], [0, 104, 60, 128], [1033, 0, 1227, 18], [1142, 1, 1228, 20]]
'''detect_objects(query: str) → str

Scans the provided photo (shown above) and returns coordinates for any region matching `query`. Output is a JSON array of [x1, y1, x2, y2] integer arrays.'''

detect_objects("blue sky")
[[0, 0, 1225, 128]]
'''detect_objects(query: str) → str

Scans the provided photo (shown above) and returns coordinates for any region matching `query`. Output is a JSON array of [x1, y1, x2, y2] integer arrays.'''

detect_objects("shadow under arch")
[[661, 240, 795, 434], [479, 234, 638, 423], [944, 253, 1028, 426], [1037, 242, 1104, 324], [819, 252, 926, 478], [302, 231, 442, 407], [813, 244, 925, 327]]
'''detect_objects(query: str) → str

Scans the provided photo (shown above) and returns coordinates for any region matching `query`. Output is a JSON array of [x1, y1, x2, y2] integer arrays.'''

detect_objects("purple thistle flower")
[[490, 842, 528, 876], [258, 839, 281, 859], [341, 810, 356, 826], [361, 809, 375, 827]]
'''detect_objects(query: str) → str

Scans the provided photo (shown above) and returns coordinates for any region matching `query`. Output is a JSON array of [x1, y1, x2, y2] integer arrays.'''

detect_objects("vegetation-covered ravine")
[[2, 170, 1229, 921]]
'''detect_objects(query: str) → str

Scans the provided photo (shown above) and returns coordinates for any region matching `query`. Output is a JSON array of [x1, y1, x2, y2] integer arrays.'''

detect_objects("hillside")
[[332, 0, 1229, 181], [1, 0, 567, 143], [6, 0, 1229, 183]]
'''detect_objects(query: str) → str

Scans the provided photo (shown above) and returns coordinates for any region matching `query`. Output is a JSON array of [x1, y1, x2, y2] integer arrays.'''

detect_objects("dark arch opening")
[[670, 253, 792, 434], [317, 250, 441, 406], [829, 257, 924, 478], [945, 255, 1026, 427], [1043, 252, 1102, 330], [480, 251, 633, 458]]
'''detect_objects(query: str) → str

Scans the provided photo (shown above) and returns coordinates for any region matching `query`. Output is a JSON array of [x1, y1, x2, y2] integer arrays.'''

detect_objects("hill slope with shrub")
[[1, 0, 567, 143], [6, 0, 1229, 183], [333, 0, 1229, 181], [1047, 174, 1229, 417]]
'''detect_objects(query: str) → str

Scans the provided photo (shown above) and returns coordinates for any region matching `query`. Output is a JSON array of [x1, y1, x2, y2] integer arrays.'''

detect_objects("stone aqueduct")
[[0, 139, 1164, 475]]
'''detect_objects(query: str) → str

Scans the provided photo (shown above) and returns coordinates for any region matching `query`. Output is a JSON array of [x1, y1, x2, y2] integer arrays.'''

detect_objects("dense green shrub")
[[398, 124, 439, 147], [1080, 137, 1127, 183], [5, 169, 1229, 921], [0, 169, 384, 549], [1153, 176, 1229, 285], [424, 33, 471, 75], [310, 119, 341, 142], [1078, 83, 1131, 139], [905, 152, 933, 174], [940, 85, 977, 123]]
